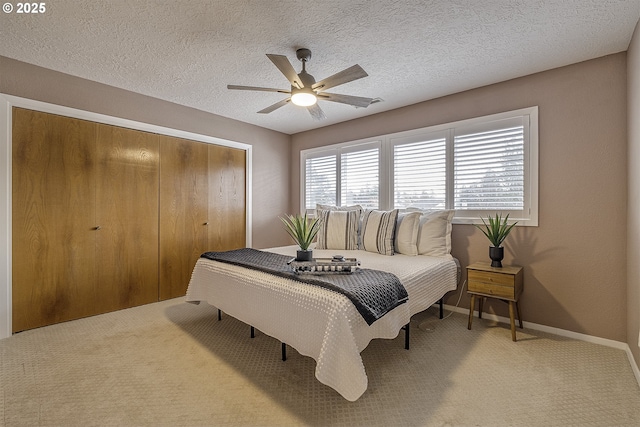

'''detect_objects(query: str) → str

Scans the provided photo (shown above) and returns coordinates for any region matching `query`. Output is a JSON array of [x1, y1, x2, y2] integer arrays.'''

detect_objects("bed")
[[185, 244, 459, 401]]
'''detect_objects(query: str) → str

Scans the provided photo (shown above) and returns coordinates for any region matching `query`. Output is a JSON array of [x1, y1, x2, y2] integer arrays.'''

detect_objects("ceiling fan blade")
[[312, 64, 368, 92], [307, 104, 326, 121], [266, 54, 302, 88], [258, 98, 291, 114], [317, 92, 374, 108], [227, 85, 290, 94]]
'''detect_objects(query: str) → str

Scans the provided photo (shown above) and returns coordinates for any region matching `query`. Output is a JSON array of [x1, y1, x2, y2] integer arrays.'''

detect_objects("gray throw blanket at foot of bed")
[[201, 248, 408, 325]]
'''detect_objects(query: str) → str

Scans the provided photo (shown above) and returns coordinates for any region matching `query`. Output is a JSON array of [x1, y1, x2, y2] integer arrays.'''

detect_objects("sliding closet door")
[[12, 108, 98, 332], [12, 108, 249, 329], [208, 144, 246, 251], [95, 125, 160, 312], [159, 136, 209, 300]]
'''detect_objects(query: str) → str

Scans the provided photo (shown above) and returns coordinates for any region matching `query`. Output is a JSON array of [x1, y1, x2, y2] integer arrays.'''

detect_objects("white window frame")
[[301, 139, 383, 213], [304, 149, 339, 208], [300, 106, 539, 226], [339, 141, 382, 208], [452, 115, 531, 223], [389, 128, 451, 212]]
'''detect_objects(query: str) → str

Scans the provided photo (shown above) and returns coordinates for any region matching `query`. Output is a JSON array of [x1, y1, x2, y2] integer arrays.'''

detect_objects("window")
[[391, 131, 447, 210], [305, 153, 337, 208], [341, 146, 379, 207], [453, 116, 528, 220], [303, 141, 381, 211], [301, 107, 538, 225]]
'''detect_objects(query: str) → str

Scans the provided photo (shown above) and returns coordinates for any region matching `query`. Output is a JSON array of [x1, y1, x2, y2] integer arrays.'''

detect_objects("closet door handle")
[[203, 222, 209, 225], [94, 226, 101, 231]]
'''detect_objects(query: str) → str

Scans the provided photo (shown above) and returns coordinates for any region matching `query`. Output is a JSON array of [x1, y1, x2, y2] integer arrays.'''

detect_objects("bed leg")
[[439, 298, 444, 319], [250, 326, 255, 338], [217, 309, 222, 321], [281, 343, 287, 361], [403, 323, 410, 350]]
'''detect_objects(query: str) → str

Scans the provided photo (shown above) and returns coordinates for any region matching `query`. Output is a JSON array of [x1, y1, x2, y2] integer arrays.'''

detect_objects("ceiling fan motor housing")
[[296, 48, 312, 62]]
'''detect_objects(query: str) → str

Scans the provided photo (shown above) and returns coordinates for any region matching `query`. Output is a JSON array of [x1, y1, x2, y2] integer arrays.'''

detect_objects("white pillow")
[[360, 209, 399, 256], [394, 211, 421, 256], [316, 209, 359, 250], [416, 210, 455, 257]]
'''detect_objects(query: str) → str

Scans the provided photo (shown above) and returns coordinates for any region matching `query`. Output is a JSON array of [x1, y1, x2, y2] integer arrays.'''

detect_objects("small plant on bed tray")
[[475, 213, 517, 268], [280, 212, 322, 261]]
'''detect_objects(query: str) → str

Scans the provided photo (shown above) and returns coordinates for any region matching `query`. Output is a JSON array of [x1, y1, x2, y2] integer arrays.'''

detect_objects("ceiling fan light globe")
[[291, 91, 317, 107]]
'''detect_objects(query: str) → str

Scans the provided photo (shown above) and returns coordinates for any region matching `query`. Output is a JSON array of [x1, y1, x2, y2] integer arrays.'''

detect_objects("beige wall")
[[0, 56, 292, 249], [628, 19, 640, 367], [291, 53, 628, 342]]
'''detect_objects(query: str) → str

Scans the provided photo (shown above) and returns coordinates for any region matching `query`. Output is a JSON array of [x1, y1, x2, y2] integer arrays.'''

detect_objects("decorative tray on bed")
[[288, 255, 360, 275]]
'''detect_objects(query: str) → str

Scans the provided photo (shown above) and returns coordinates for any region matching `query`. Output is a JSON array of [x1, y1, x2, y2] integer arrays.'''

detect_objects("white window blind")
[[305, 154, 337, 208], [454, 118, 525, 211], [301, 107, 537, 225], [393, 135, 447, 210], [341, 148, 379, 208]]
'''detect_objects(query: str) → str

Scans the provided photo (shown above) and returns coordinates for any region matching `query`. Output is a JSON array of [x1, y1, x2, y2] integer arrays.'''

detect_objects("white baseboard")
[[444, 304, 640, 388], [627, 346, 640, 388]]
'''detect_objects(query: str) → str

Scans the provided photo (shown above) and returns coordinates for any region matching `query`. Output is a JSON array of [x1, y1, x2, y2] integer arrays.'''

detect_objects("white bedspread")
[[185, 246, 458, 401]]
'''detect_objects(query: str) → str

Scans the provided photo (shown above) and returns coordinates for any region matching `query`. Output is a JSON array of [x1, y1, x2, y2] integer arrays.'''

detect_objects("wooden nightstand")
[[466, 261, 523, 341]]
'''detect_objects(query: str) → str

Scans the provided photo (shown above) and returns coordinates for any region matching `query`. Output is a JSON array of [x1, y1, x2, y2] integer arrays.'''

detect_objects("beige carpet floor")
[[1, 298, 639, 427]]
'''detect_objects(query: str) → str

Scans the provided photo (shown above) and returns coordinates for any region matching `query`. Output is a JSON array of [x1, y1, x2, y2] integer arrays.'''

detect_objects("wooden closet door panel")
[[96, 125, 160, 311], [159, 136, 209, 300], [208, 145, 246, 251], [12, 108, 97, 332]]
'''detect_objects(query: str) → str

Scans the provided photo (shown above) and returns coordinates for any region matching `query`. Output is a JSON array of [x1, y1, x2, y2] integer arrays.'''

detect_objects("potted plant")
[[475, 213, 517, 268], [280, 212, 322, 261]]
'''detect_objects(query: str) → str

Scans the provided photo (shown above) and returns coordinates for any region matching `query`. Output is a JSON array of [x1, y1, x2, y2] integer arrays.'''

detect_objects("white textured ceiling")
[[1, 1, 639, 134]]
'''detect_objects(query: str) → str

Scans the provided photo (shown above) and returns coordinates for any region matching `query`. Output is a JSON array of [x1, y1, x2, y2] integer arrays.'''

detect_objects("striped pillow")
[[316, 209, 359, 250], [360, 209, 399, 255]]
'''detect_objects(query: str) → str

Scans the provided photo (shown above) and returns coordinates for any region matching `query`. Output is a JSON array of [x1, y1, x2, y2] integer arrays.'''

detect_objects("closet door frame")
[[0, 93, 253, 339]]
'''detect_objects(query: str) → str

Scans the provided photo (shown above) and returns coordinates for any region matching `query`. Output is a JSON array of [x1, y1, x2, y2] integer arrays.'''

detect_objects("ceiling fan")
[[227, 48, 379, 121]]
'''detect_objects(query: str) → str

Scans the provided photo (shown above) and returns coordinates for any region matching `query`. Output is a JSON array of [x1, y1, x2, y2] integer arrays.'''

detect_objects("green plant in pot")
[[280, 212, 322, 261], [475, 213, 517, 268]]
